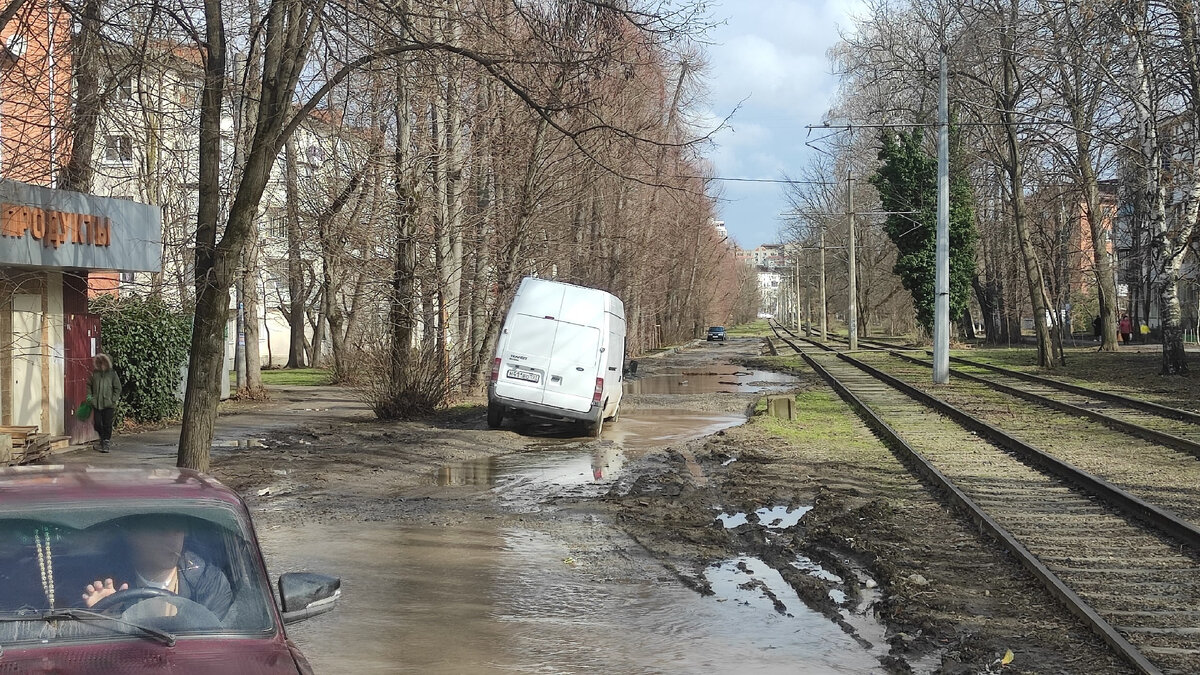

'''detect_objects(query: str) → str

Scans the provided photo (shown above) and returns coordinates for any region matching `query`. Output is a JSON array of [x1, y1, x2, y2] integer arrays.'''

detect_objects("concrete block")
[[766, 395, 795, 421]]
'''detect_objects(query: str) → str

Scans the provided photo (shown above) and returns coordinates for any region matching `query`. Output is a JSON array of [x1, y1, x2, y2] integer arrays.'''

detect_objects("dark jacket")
[[175, 551, 234, 619], [86, 369, 122, 410], [114, 550, 234, 619]]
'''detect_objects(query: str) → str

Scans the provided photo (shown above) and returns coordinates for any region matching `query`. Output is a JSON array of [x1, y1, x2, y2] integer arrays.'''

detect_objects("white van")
[[488, 277, 626, 436]]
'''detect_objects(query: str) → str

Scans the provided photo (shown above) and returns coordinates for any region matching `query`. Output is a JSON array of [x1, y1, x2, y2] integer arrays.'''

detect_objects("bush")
[[90, 294, 192, 424], [355, 342, 456, 420]]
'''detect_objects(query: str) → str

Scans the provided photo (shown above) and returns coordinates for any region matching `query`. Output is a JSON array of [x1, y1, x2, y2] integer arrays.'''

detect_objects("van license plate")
[[507, 369, 540, 383]]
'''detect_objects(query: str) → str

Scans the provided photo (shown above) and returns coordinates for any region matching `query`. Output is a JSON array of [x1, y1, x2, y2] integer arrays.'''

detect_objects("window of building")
[[103, 135, 133, 163], [267, 214, 288, 238], [112, 74, 134, 102]]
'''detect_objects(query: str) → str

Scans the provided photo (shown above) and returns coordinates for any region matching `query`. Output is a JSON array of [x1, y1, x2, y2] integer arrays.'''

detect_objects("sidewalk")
[[61, 385, 370, 467]]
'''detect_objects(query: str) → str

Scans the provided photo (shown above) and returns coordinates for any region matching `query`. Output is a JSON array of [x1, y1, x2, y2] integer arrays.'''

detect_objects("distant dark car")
[[0, 465, 341, 674], [706, 326, 727, 341]]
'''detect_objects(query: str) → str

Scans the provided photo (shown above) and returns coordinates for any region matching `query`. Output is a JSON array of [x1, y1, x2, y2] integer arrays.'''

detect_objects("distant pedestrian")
[[1092, 315, 1101, 339], [1119, 314, 1133, 345], [86, 353, 122, 453]]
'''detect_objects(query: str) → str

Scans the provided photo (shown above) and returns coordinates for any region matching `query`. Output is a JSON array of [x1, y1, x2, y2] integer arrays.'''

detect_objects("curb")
[[636, 339, 703, 360]]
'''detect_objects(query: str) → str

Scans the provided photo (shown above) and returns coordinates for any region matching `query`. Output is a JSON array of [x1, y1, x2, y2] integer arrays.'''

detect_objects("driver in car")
[[79, 516, 233, 619]]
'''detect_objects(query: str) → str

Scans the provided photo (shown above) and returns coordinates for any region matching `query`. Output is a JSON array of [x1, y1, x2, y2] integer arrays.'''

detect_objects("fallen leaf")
[[1001, 649, 1014, 665]]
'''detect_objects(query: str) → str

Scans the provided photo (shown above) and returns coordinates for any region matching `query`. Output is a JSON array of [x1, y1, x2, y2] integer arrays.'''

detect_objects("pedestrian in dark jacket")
[[86, 353, 121, 453]]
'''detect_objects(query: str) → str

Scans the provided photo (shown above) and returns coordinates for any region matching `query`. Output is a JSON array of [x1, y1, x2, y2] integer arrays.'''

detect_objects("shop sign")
[[0, 203, 113, 248]]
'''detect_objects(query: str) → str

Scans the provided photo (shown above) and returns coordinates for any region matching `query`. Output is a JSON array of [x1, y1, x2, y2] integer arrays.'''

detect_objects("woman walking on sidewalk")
[[87, 354, 122, 453], [1119, 314, 1134, 345]]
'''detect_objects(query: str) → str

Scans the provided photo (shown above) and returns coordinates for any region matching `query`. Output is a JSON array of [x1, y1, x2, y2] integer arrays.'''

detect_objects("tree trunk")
[[59, 0, 102, 193], [1000, 3, 1058, 368], [177, 0, 228, 473], [284, 137, 307, 369], [390, 46, 419, 390], [179, 0, 326, 470], [474, 100, 553, 384], [242, 224, 264, 393]]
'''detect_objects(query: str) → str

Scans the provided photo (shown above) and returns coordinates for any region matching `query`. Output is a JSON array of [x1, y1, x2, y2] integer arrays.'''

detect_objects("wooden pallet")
[[0, 425, 38, 448], [0, 427, 70, 465]]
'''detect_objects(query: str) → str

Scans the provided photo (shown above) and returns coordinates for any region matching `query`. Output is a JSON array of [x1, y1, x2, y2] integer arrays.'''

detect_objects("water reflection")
[[624, 370, 797, 395], [261, 522, 887, 674], [437, 447, 625, 488]]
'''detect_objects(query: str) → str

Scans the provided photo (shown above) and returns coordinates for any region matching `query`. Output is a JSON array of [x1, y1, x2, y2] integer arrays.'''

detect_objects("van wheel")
[[589, 417, 604, 438], [487, 402, 504, 429]]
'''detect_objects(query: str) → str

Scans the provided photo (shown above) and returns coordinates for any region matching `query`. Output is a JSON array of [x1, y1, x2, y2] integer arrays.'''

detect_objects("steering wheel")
[[90, 586, 178, 612]]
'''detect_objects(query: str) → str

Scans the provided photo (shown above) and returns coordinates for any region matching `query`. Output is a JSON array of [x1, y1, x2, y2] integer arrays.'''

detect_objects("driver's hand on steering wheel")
[[82, 578, 129, 608]]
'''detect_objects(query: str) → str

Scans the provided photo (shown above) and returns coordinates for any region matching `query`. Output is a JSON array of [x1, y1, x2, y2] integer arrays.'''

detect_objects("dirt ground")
[[198, 338, 1132, 674]]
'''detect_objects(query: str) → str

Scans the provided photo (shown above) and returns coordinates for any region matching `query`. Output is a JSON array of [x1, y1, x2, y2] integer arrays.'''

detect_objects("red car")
[[0, 465, 340, 673]]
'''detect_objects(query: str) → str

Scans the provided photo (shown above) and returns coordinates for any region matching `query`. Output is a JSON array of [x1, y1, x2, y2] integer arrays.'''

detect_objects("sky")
[[699, 0, 865, 250]]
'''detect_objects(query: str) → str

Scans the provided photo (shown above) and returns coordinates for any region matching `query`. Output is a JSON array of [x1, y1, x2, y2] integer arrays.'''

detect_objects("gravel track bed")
[[857, 352, 1200, 529], [808, 351, 1200, 674]]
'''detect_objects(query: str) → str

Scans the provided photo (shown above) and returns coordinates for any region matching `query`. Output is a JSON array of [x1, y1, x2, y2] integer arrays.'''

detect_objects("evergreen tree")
[[869, 129, 977, 334]]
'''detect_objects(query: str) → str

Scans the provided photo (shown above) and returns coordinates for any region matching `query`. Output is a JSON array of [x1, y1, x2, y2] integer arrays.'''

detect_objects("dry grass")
[[956, 346, 1200, 412]]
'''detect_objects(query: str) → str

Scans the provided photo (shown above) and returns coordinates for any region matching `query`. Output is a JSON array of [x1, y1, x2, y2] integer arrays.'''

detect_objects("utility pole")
[[933, 47, 950, 384], [847, 173, 858, 350], [819, 225, 828, 342], [804, 271, 812, 336], [234, 276, 246, 391], [794, 258, 801, 332]]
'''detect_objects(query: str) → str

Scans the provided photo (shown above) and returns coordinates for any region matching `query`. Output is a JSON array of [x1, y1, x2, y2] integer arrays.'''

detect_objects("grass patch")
[[752, 390, 876, 452], [956, 346, 1199, 410], [726, 319, 771, 337], [259, 368, 333, 386]]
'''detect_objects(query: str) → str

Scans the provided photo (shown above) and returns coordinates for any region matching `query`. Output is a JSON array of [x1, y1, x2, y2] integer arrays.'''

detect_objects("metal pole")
[[794, 259, 801, 332], [804, 269, 812, 336], [819, 226, 828, 342], [847, 173, 858, 350], [933, 47, 951, 384], [234, 277, 246, 391]]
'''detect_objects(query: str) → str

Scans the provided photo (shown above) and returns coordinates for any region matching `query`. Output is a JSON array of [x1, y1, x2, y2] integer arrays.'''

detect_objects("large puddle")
[[261, 522, 887, 674], [438, 408, 747, 508], [624, 369, 797, 395]]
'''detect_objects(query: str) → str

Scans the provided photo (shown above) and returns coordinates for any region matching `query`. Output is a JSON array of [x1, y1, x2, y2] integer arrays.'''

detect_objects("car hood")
[[1, 637, 300, 674]]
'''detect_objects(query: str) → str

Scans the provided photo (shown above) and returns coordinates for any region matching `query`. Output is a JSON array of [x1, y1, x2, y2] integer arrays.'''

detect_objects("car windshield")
[[0, 501, 275, 645], [709, 326, 724, 332]]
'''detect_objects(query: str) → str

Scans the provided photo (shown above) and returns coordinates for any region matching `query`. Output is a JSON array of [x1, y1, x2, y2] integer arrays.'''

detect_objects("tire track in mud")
[[607, 343, 1133, 674]]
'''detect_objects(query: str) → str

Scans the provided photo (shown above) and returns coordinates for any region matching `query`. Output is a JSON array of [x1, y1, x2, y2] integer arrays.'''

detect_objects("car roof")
[[0, 465, 246, 507]]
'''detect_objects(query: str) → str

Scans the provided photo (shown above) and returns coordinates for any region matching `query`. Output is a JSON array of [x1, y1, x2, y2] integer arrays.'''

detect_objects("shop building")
[[0, 179, 161, 443]]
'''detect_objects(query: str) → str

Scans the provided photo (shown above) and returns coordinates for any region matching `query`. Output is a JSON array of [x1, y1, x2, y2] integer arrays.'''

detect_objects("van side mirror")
[[625, 360, 639, 376], [279, 572, 341, 624]]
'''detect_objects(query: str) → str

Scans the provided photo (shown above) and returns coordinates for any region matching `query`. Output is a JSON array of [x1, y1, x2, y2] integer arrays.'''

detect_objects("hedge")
[[90, 294, 192, 424]]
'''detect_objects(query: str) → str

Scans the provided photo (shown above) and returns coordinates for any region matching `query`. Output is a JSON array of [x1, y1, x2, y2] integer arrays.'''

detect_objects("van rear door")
[[542, 321, 601, 413], [494, 314, 556, 404]]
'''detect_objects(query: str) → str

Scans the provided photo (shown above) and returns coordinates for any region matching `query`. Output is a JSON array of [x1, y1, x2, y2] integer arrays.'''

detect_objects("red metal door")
[[64, 314, 100, 444]]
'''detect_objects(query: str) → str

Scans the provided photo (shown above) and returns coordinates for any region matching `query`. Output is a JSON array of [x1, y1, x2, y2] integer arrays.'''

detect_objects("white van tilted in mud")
[[488, 277, 625, 436]]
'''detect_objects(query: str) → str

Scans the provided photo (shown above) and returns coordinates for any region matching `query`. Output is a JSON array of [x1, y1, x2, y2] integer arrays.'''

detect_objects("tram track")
[[767, 321, 1200, 675], [813, 330, 1200, 461]]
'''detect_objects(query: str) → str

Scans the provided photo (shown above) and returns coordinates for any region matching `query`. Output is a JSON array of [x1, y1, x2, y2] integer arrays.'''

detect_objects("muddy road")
[[206, 338, 1124, 674]]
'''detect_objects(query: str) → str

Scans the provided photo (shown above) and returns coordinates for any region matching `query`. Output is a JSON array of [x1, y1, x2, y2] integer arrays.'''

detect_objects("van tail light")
[[593, 378, 604, 404], [491, 358, 501, 382]]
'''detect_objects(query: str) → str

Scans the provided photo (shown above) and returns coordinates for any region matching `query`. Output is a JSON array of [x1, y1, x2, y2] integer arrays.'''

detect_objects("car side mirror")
[[279, 572, 341, 624]]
